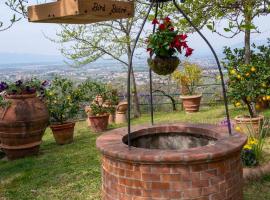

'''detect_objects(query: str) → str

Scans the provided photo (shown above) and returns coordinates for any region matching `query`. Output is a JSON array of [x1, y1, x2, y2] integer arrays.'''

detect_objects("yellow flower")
[[235, 102, 241, 107], [67, 96, 71, 100], [235, 126, 241, 132], [251, 67, 256, 72], [237, 75, 241, 79], [230, 69, 236, 75], [244, 144, 252, 150]]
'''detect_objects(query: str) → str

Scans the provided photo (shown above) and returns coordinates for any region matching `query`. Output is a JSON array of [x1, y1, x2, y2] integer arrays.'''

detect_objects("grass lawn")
[[1, 105, 270, 200]]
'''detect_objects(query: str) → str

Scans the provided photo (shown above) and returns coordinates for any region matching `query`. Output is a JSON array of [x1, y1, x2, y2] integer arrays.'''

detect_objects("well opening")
[[124, 132, 216, 150]]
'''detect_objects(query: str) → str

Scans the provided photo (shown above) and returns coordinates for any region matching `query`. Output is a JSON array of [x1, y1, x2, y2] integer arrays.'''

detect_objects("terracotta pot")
[[147, 56, 180, 75], [0, 93, 49, 160], [89, 114, 109, 132], [50, 122, 75, 145], [180, 94, 202, 113], [235, 115, 264, 135], [116, 101, 128, 114]]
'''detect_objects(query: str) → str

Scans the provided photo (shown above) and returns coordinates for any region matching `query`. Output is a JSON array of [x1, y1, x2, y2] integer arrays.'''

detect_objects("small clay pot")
[[50, 122, 75, 145], [180, 94, 202, 113], [89, 114, 109, 132], [235, 115, 264, 135], [147, 56, 180, 75]]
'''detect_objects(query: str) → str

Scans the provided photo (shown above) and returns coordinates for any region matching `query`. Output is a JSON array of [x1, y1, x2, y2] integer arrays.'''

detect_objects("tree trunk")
[[127, 47, 141, 118], [244, 4, 252, 64]]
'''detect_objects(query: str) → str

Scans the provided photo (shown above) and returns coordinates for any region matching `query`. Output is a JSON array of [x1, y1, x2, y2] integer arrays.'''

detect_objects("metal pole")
[[127, 2, 154, 149], [172, 0, 232, 135], [149, 3, 159, 125]]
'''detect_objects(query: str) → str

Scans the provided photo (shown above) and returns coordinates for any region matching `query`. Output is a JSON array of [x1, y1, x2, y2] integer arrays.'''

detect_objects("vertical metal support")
[[173, 0, 232, 135], [149, 3, 159, 125], [127, 2, 154, 149]]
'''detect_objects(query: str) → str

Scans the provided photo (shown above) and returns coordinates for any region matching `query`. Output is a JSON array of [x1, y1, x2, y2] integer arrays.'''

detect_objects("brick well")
[[96, 123, 247, 200]]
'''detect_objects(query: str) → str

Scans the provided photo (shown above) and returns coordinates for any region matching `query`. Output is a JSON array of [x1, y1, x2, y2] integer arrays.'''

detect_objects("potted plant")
[[172, 62, 203, 113], [0, 78, 49, 160], [82, 81, 118, 132], [223, 42, 270, 134], [45, 77, 82, 145], [146, 16, 194, 75]]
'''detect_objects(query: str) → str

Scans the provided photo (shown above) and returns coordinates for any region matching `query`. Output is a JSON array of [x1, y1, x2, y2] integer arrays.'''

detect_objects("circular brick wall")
[[96, 123, 247, 200]]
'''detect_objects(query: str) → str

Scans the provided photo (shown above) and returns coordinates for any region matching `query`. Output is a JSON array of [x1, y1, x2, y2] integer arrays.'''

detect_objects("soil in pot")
[[50, 122, 75, 145], [235, 115, 264, 135], [0, 93, 49, 160], [147, 56, 180, 75], [89, 114, 109, 132], [180, 94, 202, 113]]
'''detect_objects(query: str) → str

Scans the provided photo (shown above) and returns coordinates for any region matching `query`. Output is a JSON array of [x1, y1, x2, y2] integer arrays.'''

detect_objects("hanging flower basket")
[[146, 16, 194, 76], [147, 56, 180, 75]]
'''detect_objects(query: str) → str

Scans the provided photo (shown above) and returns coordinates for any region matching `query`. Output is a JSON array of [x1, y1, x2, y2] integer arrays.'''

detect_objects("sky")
[[0, 1, 270, 59]]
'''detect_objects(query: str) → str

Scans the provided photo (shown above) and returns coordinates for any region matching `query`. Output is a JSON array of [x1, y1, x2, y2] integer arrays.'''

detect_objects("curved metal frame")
[[127, 0, 232, 148]]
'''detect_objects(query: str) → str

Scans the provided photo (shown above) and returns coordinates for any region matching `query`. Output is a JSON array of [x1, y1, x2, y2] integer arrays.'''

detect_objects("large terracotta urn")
[[0, 93, 49, 160]]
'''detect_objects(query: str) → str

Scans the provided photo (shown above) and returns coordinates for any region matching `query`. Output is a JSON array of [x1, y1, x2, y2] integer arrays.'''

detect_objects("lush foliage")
[[147, 17, 193, 58], [241, 120, 269, 167], [223, 41, 270, 117], [45, 77, 82, 124], [80, 80, 119, 117], [172, 62, 202, 95], [0, 78, 48, 107]]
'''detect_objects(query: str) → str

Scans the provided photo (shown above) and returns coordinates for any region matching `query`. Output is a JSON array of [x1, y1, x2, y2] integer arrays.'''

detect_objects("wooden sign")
[[28, 0, 134, 24]]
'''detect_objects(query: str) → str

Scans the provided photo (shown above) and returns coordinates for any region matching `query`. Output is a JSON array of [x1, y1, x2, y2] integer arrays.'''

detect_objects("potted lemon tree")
[[147, 16, 194, 75], [173, 62, 203, 113], [223, 42, 270, 134], [45, 77, 82, 145]]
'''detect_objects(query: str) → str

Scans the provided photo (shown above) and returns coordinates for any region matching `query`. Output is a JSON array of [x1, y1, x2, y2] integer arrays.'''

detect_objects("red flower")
[[169, 27, 174, 31], [185, 47, 194, 57], [164, 16, 171, 23], [180, 41, 188, 48], [152, 18, 159, 25], [159, 24, 166, 30], [179, 34, 188, 41]]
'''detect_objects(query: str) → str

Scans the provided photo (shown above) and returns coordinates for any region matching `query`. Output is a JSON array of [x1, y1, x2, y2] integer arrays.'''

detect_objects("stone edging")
[[243, 162, 270, 182]]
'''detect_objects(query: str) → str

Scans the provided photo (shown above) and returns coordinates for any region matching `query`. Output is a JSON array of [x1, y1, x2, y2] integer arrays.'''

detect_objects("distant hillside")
[[0, 53, 64, 64]]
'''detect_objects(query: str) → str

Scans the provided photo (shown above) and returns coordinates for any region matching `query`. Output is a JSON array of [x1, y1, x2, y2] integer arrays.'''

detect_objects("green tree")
[[53, 2, 149, 118], [163, 0, 270, 64], [1, 0, 27, 31]]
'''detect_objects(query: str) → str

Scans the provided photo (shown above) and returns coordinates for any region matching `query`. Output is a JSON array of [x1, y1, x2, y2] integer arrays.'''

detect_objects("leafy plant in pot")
[[223, 42, 270, 134], [172, 62, 203, 113], [83, 81, 118, 132], [0, 78, 49, 160], [45, 77, 82, 145], [147, 16, 194, 76]]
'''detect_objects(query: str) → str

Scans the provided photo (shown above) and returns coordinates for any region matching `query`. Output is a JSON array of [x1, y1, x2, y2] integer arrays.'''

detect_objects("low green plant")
[[241, 119, 270, 167], [223, 40, 270, 118], [45, 77, 82, 124], [172, 61, 202, 95]]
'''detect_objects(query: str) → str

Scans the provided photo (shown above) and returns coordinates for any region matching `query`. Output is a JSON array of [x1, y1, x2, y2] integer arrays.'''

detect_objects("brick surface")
[[97, 123, 246, 200]]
